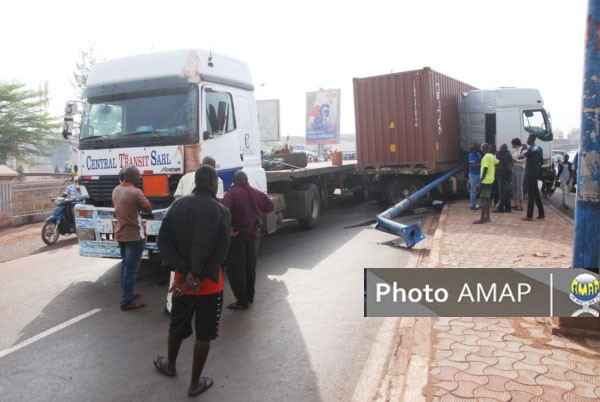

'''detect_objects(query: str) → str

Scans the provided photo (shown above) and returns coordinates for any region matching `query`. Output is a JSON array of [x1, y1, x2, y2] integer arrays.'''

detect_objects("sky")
[[1, 0, 588, 138]]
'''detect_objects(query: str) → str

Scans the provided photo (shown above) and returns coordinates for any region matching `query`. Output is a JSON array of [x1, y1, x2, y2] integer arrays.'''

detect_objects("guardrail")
[[11, 181, 66, 216]]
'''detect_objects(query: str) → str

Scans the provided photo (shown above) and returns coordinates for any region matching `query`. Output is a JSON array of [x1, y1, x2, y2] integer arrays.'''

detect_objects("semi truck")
[[63, 51, 553, 259], [63, 49, 361, 259], [352, 67, 554, 205]]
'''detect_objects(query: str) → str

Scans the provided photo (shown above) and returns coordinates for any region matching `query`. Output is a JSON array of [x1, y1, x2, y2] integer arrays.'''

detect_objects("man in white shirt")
[[174, 156, 224, 200], [557, 154, 574, 209]]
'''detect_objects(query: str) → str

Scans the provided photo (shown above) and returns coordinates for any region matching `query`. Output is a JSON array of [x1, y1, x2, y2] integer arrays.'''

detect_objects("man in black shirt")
[[519, 134, 545, 221], [492, 144, 513, 213]]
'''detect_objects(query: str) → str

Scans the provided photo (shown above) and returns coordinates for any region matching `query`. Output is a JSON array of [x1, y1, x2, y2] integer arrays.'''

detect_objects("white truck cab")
[[459, 88, 553, 165], [65, 49, 268, 258]]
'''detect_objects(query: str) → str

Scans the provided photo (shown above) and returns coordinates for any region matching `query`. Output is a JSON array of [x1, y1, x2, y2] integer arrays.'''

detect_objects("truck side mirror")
[[62, 101, 79, 139]]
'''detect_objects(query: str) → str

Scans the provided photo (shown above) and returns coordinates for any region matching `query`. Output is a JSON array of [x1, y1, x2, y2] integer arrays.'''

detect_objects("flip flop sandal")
[[153, 355, 177, 377], [188, 376, 213, 397]]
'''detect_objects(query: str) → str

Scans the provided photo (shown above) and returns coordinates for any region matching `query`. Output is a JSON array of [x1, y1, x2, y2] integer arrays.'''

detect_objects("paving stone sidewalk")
[[380, 201, 599, 402]]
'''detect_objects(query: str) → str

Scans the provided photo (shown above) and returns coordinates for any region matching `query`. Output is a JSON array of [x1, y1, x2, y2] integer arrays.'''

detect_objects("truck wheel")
[[387, 176, 424, 206], [42, 221, 60, 245], [298, 183, 321, 230]]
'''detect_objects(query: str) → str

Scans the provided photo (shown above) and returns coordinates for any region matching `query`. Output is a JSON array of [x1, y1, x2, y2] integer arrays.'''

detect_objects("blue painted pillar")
[[573, 0, 600, 268]]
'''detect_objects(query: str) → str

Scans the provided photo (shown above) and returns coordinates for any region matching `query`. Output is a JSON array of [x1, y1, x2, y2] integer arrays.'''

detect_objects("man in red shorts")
[[155, 165, 231, 397]]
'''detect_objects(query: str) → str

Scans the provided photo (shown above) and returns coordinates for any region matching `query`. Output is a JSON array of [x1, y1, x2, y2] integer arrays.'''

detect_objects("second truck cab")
[[459, 87, 553, 165]]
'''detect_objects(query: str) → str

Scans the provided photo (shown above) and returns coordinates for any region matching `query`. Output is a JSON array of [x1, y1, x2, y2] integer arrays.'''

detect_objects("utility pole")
[[573, 0, 600, 268]]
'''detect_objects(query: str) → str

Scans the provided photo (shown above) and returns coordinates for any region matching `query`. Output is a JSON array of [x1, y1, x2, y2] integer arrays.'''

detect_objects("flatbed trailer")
[[263, 160, 362, 232]]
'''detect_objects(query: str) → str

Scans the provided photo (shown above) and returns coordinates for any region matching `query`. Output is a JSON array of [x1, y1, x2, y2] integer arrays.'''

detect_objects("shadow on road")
[[2, 251, 322, 402]]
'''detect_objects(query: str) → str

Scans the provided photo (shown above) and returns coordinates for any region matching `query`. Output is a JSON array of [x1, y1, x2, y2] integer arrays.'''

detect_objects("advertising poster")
[[306, 89, 340, 145]]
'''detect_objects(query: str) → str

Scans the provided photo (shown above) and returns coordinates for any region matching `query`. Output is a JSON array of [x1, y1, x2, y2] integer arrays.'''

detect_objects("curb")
[[352, 209, 440, 401]]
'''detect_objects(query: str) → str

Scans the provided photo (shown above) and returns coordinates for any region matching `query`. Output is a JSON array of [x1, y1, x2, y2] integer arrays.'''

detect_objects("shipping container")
[[353, 67, 477, 173]]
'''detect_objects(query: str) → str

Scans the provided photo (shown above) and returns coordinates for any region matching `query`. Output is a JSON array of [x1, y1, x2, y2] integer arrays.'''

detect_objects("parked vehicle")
[[553, 150, 567, 164], [62, 49, 362, 259], [61, 53, 554, 259], [353, 68, 554, 204], [41, 197, 80, 245]]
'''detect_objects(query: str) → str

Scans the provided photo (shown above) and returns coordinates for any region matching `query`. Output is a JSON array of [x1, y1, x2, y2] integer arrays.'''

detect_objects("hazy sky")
[[1, 0, 588, 137]]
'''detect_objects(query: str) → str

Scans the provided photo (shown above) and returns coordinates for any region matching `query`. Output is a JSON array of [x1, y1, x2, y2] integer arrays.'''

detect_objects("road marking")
[[0, 308, 102, 359]]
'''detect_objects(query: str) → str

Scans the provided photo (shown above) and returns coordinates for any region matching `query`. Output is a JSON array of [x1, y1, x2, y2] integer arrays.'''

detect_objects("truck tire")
[[275, 152, 308, 168], [298, 183, 321, 230], [387, 176, 425, 206]]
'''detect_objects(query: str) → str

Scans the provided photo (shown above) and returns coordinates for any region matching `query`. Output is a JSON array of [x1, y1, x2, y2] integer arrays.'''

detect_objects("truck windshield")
[[80, 85, 198, 144]]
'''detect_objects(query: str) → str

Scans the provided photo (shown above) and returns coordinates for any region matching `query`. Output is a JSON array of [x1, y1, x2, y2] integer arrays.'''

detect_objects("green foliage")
[[0, 82, 62, 164]]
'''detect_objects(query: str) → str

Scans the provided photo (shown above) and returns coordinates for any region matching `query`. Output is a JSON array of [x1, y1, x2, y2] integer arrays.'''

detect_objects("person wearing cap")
[[61, 177, 85, 232], [492, 144, 513, 213], [468, 143, 483, 210]]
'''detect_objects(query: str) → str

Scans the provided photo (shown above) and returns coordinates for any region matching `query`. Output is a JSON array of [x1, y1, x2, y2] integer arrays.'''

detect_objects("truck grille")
[[81, 175, 179, 208], [81, 176, 121, 206]]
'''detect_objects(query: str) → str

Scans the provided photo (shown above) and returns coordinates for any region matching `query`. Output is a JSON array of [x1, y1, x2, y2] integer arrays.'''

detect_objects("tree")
[[0, 82, 61, 165], [69, 43, 98, 99]]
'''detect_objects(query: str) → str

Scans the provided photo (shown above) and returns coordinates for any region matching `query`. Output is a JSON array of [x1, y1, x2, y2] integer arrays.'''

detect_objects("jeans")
[[512, 167, 524, 201], [119, 240, 145, 307], [469, 173, 480, 208]]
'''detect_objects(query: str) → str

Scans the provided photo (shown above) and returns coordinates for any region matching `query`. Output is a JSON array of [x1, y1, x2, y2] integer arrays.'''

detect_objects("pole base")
[[551, 317, 600, 339]]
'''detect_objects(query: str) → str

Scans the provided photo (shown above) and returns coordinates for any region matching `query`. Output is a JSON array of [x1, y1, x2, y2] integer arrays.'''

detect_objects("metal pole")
[[573, 0, 600, 268]]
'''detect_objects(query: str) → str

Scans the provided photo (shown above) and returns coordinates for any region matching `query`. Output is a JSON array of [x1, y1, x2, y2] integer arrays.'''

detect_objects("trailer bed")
[[265, 160, 357, 183]]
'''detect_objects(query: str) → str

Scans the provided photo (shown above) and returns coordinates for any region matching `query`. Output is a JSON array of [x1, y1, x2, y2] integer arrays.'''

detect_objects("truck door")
[[522, 109, 553, 166], [202, 86, 244, 190]]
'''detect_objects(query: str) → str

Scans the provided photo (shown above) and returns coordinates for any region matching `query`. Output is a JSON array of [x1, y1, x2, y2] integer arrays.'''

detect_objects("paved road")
[[545, 185, 576, 221], [0, 199, 425, 402]]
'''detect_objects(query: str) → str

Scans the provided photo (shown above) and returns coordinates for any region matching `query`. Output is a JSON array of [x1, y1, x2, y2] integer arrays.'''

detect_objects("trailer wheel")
[[387, 176, 424, 206], [298, 183, 321, 230]]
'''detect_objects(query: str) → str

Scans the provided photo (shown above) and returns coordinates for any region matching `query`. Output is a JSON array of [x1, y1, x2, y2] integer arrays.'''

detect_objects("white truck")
[[459, 87, 555, 195], [63, 49, 360, 259]]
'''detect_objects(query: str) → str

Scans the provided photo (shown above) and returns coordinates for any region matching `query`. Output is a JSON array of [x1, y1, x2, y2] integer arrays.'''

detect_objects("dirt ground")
[[0, 222, 78, 263]]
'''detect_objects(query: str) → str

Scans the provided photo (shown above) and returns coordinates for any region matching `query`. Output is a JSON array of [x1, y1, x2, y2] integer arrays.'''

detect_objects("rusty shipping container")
[[353, 68, 477, 173]]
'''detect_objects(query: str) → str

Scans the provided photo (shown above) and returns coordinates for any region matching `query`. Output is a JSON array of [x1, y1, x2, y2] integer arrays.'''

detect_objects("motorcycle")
[[41, 197, 81, 245]]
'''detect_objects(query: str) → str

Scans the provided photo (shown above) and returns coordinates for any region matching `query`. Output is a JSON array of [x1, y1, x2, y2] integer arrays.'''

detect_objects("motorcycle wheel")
[[42, 221, 60, 245]]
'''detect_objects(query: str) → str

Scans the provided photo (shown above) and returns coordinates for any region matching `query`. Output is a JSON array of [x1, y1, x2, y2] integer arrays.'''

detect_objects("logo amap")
[[569, 273, 600, 317]]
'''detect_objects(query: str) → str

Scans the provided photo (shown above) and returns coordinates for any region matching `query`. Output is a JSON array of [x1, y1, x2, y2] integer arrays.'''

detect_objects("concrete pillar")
[[0, 165, 18, 228]]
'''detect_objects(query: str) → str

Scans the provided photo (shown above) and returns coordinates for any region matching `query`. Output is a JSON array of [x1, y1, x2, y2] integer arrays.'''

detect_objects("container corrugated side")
[[353, 68, 477, 171]]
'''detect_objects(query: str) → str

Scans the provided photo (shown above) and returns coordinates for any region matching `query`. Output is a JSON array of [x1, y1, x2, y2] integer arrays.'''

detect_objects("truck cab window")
[[80, 85, 198, 144], [205, 89, 236, 138], [81, 104, 123, 137], [523, 109, 548, 136]]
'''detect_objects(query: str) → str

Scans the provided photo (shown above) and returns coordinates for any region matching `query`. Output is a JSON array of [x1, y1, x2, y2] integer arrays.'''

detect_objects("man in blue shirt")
[[468, 144, 482, 210]]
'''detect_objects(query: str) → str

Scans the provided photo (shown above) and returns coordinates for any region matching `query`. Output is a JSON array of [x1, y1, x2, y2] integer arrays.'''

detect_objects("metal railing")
[[11, 181, 66, 216]]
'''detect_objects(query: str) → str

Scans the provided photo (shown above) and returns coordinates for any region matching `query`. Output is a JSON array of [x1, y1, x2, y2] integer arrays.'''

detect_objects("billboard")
[[257, 99, 281, 142], [306, 89, 340, 145]]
